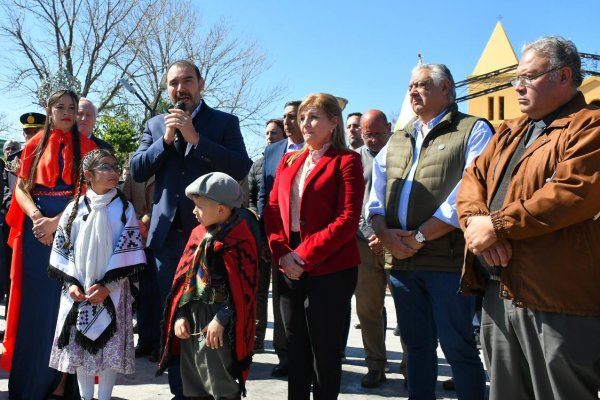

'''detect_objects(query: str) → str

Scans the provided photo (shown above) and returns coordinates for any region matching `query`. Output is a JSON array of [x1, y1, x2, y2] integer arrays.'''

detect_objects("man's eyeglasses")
[[510, 67, 559, 88], [362, 132, 389, 139], [4, 147, 19, 152], [94, 163, 121, 174]]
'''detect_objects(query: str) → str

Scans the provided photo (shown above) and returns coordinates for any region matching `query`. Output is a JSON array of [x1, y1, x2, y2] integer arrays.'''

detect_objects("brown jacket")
[[456, 92, 600, 317]]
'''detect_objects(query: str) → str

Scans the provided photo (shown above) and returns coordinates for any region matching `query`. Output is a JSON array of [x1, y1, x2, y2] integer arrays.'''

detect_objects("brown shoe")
[[361, 369, 386, 388]]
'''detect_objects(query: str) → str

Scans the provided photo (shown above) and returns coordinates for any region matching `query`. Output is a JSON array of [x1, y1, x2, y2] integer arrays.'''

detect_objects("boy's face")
[[192, 195, 224, 227]]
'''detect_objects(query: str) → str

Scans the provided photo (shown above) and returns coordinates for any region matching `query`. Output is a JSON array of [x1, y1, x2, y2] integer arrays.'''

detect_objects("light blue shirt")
[[366, 108, 493, 229], [286, 138, 304, 152]]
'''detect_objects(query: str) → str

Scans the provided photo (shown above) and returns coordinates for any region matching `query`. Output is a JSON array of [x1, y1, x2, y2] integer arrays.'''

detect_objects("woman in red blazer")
[[263, 93, 364, 400]]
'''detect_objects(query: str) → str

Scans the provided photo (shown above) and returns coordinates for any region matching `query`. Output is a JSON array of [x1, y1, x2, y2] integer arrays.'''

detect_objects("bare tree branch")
[[0, 112, 10, 135], [0, 0, 285, 156]]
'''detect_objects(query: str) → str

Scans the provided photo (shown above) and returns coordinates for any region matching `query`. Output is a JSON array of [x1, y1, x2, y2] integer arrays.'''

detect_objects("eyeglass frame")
[[510, 67, 560, 88], [93, 163, 121, 174], [361, 131, 389, 139]]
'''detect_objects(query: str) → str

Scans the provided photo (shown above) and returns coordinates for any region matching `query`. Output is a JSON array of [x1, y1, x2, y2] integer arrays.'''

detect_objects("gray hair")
[[413, 63, 456, 102], [3, 140, 20, 152], [522, 36, 582, 87], [79, 97, 98, 117]]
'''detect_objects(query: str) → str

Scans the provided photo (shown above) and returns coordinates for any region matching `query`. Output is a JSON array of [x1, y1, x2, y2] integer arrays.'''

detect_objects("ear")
[[559, 66, 572, 86], [441, 79, 451, 94], [198, 77, 205, 94], [83, 170, 93, 181]]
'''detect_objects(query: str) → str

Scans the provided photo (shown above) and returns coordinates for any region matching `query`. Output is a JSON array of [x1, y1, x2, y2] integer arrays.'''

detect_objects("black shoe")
[[361, 369, 386, 388], [253, 341, 265, 354], [135, 344, 152, 358], [354, 323, 361, 329], [148, 348, 160, 363], [400, 366, 408, 388], [271, 363, 288, 377], [392, 326, 401, 336], [442, 378, 455, 391]]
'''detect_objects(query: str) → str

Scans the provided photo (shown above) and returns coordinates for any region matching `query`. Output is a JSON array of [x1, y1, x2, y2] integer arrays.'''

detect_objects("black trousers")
[[271, 259, 288, 363], [279, 265, 357, 400]]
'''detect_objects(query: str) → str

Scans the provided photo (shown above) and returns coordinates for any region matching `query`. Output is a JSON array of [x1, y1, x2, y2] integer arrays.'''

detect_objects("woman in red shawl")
[[2, 88, 96, 399]]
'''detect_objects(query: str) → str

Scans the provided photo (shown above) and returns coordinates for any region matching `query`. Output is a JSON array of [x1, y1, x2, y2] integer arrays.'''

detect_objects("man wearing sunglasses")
[[457, 36, 600, 400]]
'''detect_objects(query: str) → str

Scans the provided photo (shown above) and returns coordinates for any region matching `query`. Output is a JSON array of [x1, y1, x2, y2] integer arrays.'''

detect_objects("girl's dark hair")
[[62, 149, 129, 249], [21, 90, 82, 193]]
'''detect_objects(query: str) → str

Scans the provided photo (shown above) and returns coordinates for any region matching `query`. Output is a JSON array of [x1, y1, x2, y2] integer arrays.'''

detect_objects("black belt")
[[290, 231, 301, 248]]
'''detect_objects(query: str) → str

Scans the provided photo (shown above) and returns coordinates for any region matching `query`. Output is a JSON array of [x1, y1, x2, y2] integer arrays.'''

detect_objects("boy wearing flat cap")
[[158, 172, 259, 400]]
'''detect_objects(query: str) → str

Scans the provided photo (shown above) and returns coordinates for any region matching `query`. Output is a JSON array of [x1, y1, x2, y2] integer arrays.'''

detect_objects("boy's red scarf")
[[1, 131, 96, 371], [158, 217, 258, 395]]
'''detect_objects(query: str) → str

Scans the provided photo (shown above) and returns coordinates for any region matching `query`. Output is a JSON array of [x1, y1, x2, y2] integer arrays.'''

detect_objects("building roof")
[[472, 21, 518, 76]]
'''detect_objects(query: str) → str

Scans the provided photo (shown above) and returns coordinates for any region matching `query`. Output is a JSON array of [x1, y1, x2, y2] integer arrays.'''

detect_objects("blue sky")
[[1, 0, 598, 152]]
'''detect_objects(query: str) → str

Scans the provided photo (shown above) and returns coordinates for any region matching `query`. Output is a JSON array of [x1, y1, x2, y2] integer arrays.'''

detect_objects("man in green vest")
[[366, 63, 492, 399]]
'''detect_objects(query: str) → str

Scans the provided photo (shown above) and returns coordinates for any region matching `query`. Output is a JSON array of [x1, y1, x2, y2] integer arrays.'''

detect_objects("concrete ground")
[[0, 289, 478, 399]]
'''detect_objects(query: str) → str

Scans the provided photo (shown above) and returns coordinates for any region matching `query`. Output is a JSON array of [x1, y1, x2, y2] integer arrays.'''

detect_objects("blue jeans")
[[389, 270, 485, 400], [154, 230, 188, 400]]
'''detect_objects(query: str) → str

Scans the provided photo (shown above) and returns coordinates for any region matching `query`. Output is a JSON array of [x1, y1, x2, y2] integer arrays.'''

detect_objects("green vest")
[[384, 105, 484, 271]]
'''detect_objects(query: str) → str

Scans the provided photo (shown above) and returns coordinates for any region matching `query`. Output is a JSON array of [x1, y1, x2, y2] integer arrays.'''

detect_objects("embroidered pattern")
[[114, 227, 144, 254]]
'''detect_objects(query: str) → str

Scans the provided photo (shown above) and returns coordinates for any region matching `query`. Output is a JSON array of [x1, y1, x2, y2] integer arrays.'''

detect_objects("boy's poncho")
[[158, 213, 258, 395]]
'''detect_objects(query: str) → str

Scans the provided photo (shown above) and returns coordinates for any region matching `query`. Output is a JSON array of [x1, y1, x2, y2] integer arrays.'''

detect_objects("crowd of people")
[[0, 34, 598, 400]]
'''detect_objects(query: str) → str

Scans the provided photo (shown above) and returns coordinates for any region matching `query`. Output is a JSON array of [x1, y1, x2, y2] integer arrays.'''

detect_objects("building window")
[[498, 97, 505, 120], [488, 97, 494, 121]]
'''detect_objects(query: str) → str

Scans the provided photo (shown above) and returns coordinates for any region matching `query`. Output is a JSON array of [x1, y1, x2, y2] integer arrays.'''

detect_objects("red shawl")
[[1, 130, 96, 371], [158, 216, 258, 395], [20, 129, 97, 186]]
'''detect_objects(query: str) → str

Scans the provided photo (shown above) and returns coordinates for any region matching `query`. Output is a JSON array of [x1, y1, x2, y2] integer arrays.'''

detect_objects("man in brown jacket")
[[457, 36, 600, 400]]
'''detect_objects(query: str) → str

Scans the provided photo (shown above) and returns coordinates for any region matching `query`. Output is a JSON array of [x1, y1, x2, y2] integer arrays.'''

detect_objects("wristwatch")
[[415, 229, 427, 244]]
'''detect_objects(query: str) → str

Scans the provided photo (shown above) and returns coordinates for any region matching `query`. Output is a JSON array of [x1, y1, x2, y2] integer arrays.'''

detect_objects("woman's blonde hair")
[[287, 93, 347, 165]]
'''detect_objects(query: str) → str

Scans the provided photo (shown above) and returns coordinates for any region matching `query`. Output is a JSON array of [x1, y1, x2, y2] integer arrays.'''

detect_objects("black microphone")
[[174, 101, 186, 143]]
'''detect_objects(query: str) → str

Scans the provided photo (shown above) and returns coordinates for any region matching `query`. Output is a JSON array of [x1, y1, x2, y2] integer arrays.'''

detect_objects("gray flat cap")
[[185, 172, 243, 208]]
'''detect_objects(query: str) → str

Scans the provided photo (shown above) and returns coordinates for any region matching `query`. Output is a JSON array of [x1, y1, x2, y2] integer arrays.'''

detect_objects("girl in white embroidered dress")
[[48, 149, 146, 400]]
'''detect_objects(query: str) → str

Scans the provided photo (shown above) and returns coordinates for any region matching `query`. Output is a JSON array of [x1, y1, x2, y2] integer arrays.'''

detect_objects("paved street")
[[0, 290, 477, 399]]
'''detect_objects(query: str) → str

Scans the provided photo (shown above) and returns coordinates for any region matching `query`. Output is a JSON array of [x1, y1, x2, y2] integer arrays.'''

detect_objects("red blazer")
[[263, 146, 364, 277]]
